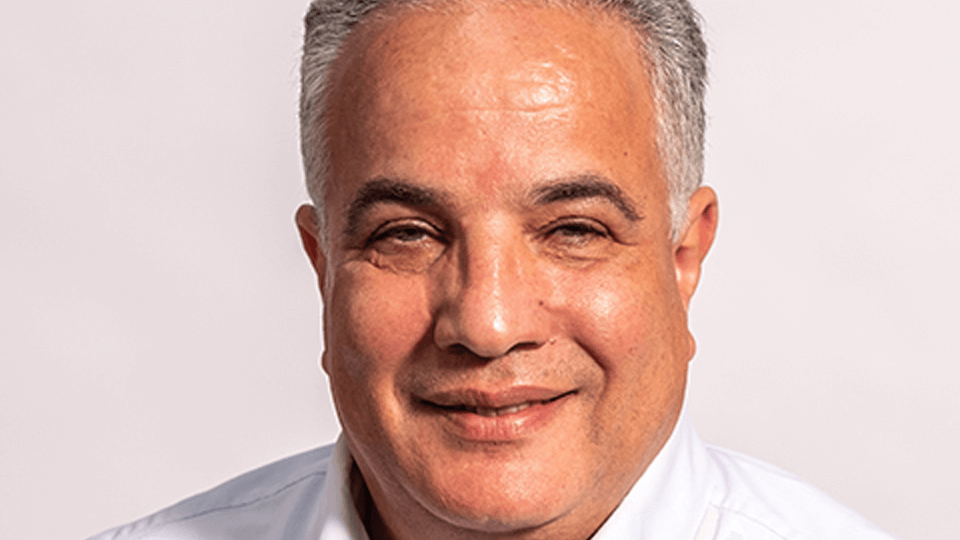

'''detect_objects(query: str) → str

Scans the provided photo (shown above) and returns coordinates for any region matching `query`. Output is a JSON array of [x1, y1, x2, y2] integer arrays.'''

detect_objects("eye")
[[370, 223, 437, 245], [363, 218, 447, 273], [536, 217, 616, 263], [543, 218, 610, 245]]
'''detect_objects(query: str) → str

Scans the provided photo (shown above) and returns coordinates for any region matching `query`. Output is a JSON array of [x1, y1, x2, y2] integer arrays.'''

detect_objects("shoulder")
[[86, 444, 336, 540], [703, 444, 900, 540]]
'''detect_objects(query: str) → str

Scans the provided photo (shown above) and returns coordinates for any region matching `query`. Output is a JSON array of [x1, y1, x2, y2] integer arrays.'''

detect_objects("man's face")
[[298, 3, 715, 538]]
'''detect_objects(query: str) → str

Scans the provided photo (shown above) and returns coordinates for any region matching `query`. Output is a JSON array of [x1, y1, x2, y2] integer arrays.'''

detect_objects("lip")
[[416, 386, 576, 442]]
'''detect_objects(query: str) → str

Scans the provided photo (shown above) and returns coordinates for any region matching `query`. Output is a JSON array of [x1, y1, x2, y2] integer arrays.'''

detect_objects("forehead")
[[323, 0, 663, 213], [332, 1, 648, 110]]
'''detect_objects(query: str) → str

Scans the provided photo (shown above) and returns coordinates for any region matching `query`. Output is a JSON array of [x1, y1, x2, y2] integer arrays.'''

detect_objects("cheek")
[[563, 272, 652, 355], [325, 267, 435, 454], [557, 257, 685, 374], [326, 266, 433, 383]]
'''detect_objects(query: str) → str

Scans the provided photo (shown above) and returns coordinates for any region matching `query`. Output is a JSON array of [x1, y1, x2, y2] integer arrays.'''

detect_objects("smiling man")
[[89, 1, 899, 539], [298, 3, 709, 537]]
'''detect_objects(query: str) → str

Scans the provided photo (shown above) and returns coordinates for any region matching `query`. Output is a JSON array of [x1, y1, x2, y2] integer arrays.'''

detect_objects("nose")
[[433, 224, 548, 359]]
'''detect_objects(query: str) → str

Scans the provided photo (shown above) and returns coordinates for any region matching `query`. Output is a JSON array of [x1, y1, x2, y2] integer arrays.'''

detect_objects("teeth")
[[430, 393, 572, 416], [472, 401, 535, 417]]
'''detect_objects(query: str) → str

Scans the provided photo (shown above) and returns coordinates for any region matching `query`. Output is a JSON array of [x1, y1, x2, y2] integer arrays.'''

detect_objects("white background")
[[1, 1, 957, 539]]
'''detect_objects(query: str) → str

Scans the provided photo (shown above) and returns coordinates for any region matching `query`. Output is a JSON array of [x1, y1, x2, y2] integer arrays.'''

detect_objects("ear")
[[674, 186, 719, 311], [295, 204, 328, 295]]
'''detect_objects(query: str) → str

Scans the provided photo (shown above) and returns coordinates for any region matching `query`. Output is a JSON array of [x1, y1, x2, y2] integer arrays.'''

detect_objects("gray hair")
[[300, 0, 706, 243]]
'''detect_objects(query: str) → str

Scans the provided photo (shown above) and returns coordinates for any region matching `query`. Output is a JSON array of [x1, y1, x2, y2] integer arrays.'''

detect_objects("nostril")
[[447, 343, 473, 356], [507, 341, 542, 355], [443, 340, 542, 362], [445, 343, 498, 363]]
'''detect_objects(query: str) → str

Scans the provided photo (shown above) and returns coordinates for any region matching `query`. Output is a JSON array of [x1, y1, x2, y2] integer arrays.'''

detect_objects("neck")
[[349, 461, 394, 540]]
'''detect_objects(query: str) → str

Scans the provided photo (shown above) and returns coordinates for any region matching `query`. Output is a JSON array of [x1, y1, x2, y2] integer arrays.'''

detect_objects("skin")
[[296, 2, 718, 539]]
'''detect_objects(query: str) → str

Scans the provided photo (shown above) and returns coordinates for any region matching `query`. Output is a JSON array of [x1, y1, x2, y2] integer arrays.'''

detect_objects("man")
[[89, 0, 898, 539]]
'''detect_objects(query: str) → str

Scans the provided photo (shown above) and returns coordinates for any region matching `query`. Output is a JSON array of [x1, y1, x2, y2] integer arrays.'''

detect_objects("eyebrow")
[[531, 175, 643, 222], [345, 177, 446, 237]]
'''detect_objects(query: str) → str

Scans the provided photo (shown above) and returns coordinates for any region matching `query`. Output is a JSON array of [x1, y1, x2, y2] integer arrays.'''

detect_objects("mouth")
[[414, 387, 577, 442], [425, 392, 573, 417]]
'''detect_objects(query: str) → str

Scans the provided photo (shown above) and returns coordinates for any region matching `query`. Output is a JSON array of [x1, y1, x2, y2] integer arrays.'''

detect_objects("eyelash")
[[543, 218, 611, 240], [367, 220, 445, 246]]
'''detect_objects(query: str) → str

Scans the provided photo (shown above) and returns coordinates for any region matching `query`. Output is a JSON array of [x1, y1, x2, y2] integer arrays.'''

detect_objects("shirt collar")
[[316, 435, 369, 540], [592, 408, 718, 540]]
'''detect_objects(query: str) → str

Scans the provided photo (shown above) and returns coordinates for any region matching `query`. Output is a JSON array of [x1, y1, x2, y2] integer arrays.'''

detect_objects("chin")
[[434, 498, 563, 535], [417, 453, 586, 534]]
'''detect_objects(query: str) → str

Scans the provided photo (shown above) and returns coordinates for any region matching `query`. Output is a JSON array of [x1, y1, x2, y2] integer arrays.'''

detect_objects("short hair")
[[300, 0, 707, 243]]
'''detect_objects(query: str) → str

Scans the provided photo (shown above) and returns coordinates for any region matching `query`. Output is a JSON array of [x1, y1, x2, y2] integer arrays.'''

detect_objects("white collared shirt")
[[88, 415, 899, 540]]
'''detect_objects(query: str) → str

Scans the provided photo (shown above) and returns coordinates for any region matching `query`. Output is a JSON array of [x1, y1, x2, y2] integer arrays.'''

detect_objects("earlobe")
[[295, 204, 328, 294], [674, 186, 719, 311], [320, 349, 330, 375]]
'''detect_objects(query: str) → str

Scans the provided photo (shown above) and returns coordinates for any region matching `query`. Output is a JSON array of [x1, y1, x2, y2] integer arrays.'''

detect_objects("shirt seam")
[[709, 502, 791, 540], [153, 470, 328, 528]]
